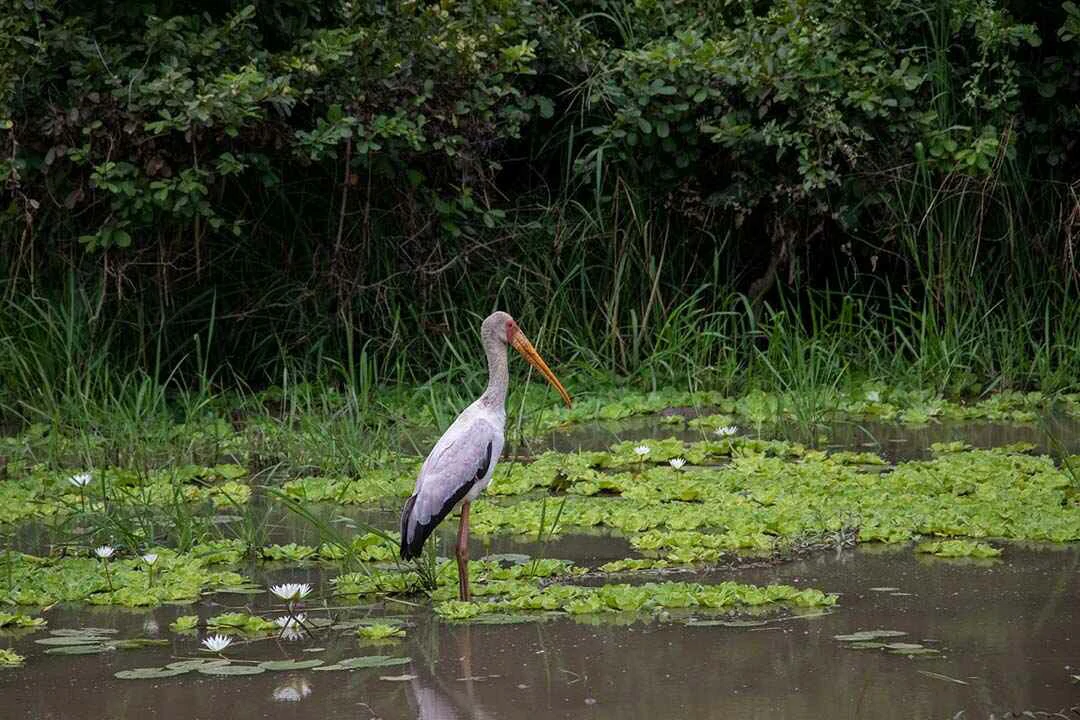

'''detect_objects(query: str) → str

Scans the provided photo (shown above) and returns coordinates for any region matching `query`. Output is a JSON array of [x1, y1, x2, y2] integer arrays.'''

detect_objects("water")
[[3, 416, 1080, 718], [533, 415, 1080, 462], [3, 544, 1078, 719]]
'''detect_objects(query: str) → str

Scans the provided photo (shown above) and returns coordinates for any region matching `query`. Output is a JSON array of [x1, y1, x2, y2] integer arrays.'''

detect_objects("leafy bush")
[[0, 0, 1078, 393]]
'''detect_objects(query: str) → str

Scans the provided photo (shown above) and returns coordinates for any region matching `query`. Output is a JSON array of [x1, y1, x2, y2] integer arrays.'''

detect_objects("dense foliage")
[[2, 0, 1079, 399]]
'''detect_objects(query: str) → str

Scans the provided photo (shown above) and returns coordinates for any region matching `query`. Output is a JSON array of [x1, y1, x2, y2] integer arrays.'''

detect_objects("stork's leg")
[[456, 500, 471, 601]]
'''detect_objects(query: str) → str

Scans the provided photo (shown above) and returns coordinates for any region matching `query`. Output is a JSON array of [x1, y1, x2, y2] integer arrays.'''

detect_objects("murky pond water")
[[534, 414, 1080, 462], [3, 543, 1078, 719], [4, 414, 1080, 718]]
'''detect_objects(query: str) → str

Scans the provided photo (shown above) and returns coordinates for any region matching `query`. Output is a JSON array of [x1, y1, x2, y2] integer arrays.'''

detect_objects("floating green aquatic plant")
[[597, 558, 670, 573], [434, 580, 837, 622], [0, 551, 247, 607], [169, 615, 199, 633], [314, 655, 411, 671], [915, 539, 1002, 558], [261, 544, 318, 563], [0, 463, 255, 525], [356, 623, 406, 641], [207, 613, 278, 634], [0, 612, 45, 630], [467, 447, 1080, 549], [834, 630, 940, 656], [258, 659, 325, 671], [0, 649, 25, 667]]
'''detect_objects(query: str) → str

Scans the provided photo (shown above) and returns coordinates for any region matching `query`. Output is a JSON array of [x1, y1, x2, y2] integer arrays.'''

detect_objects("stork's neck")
[[479, 336, 509, 409]]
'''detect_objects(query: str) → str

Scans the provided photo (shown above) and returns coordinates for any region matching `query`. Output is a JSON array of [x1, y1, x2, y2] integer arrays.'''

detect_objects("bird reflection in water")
[[407, 627, 495, 720]]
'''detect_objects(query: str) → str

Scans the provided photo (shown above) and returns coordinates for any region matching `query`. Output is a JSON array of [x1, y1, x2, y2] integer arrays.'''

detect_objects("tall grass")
[[1, 169, 1078, 452]]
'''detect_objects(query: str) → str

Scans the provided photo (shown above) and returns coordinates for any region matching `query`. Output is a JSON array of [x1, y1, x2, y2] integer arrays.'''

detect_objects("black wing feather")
[[400, 440, 493, 560]]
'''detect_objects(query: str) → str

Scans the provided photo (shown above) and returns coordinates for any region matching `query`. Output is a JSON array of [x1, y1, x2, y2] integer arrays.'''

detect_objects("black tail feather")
[[399, 475, 480, 561], [400, 494, 421, 560]]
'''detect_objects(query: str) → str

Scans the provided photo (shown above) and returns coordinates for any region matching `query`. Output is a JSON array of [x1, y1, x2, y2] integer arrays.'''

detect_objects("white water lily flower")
[[668, 458, 686, 470], [866, 390, 881, 403], [633, 445, 651, 456], [141, 553, 159, 565], [94, 546, 115, 559], [69, 473, 92, 488], [270, 583, 312, 602], [201, 634, 233, 653], [714, 426, 738, 437]]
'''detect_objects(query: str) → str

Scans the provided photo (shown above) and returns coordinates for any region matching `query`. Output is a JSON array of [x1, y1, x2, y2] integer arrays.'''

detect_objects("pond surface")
[[3, 543, 1078, 719], [4, 413, 1080, 718], [533, 414, 1080, 462]]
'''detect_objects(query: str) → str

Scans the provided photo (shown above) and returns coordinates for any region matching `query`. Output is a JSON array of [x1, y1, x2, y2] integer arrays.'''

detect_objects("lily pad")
[[112, 639, 170, 650], [115, 667, 189, 680], [214, 585, 265, 595], [380, 674, 418, 681], [316, 656, 411, 671], [35, 636, 109, 646], [889, 647, 940, 656], [45, 644, 114, 655], [197, 663, 267, 676], [50, 628, 118, 636], [834, 630, 908, 641], [686, 618, 768, 627], [166, 659, 230, 671], [258, 659, 325, 671]]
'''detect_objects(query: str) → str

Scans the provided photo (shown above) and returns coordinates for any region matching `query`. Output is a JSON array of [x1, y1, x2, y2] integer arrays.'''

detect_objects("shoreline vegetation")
[[2, 1, 1079, 424]]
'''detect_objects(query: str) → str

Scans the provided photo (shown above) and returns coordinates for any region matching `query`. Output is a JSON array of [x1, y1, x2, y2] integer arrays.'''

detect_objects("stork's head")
[[482, 311, 572, 407]]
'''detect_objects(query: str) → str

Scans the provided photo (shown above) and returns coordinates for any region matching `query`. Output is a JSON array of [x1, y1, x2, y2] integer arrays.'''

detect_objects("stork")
[[399, 311, 572, 600]]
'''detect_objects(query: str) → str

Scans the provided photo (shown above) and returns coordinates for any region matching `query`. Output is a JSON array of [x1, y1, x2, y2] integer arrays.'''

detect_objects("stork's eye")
[[506, 321, 516, 342]]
